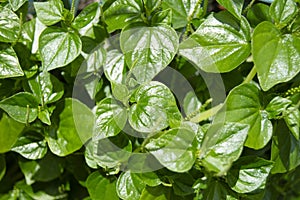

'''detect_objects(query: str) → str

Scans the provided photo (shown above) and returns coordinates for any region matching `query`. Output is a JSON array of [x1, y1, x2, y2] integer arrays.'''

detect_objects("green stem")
[[201, 0, 208, 18], [243, 0, 256, 14], [243, 66, 257, 84], [70, 0, 76, 18], [189, 103, 223, 123]]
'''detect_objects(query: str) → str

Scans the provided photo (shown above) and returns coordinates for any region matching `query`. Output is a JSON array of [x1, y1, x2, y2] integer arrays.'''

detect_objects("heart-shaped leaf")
[[121, 24, 179, 83], [0, 7, 20, 43], [253, 22, 300, 91], [39, 27, 82, 71], [34, 0, 64, 26], [179, 11, 251, 73]]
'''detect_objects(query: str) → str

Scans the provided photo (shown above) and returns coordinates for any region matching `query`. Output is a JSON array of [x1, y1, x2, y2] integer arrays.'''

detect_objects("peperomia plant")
[[0, 0, 300, 199]]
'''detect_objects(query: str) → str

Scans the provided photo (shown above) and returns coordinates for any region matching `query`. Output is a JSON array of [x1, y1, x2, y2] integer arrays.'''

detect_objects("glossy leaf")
[[253, 22, 300, 91], [217, 83, 273, 149], [104, 50, 125, 84], [18, 153, 64, 185], [0, 7, 20, 43], [129, 81, 181, 133], [86, 171, 119, 200], [0, 155, 5, 181], [94, 98, 127, 140], [200, 123, 249, 176], [271, 121, 300, 173], [46, 98, 94, 156], [284, 106, 300, 140], [145, 128, 197, 172], [0, 92, 39, 124], [28, 71, 64, 105], [79, 46, 106, 74], [39, 27, 82, 71], [116, 171, 145, 200], [11, 135, 47, 160], [0, 44, 24, 79], [103, 0, 143, 32], [227, 156, 273, 193], [93, 133, 132, 169], [179, 11, 251, 73], [9, 0, 27, 11], [269, 0, 297, 27], [265, 96, 292, 119], [72, 2, 101, 33], [161, 0, 201, 29], [120, 24, 179, 83], [34, 0, 64, 26]]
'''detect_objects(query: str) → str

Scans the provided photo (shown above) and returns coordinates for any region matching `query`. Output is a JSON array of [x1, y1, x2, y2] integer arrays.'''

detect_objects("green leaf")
[[265, 96, 292, 119], [116, 171, 146, 200], [0, 114, 24, 153], [0, 155, 6, 181], [0, 7, 20, 43], [46, 98, 94, 156], [271, 120, 300, 173], [120, 24, 179, 83], [0, 44, 24, 79], [86, 171, 119, 200], [216, 83, 273, 149], [94, 98, 128, 140], [161, 0, 202, 29], [28, 71, 64, 105], [227, 156, 273, 193], [284, 106, 300, 140], [200, 123, 249, 176], [269, 0, 297, 27], [72, 2, 101, 32], [103, 0, 143, 32], [145, 128, 197, 172], [34, 0, 64, 26], [216, 0, 244, 19], [9, 0, 27, 11], [39, 27, 82, 71], [183, 91, 202, 116], [246, 3, 272, 27], [252, 21, 300, 91], [179, 11, 251, 73], [11, 135, 47, 160], [93, 133, 132, 169], [18, 153, 64, 185], [129, 81, 181, 133], [104, 50, 125, 84], [0, 92, 39, 124]]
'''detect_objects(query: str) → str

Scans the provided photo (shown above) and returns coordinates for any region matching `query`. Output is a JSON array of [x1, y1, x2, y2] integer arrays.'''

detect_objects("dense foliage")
[[0, 0, 300, 199]]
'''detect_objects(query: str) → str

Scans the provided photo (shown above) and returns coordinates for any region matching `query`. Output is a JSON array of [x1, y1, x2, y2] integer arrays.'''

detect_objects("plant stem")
[[243, 66, 257, 83], [201, 0, 208, 18], [70, 0, 76, 18], [243, 0, 256, 14], [189, 103, 223, 123]]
